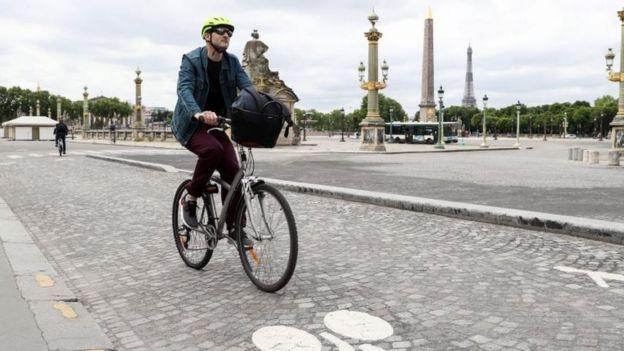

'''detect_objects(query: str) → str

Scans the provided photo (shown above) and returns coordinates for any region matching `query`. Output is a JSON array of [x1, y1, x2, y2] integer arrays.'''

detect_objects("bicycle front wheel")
[[235, 183, 298, 292], [172, 179, 214, 269]]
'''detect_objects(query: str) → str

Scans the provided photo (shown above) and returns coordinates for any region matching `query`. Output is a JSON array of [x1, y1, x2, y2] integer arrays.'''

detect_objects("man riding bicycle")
[[171, 15, 253, 247], [54, 117, 68, 154]]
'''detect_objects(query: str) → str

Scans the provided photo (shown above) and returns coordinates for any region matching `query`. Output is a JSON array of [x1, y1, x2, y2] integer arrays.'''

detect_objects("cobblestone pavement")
[[2, 148, 624, 350]]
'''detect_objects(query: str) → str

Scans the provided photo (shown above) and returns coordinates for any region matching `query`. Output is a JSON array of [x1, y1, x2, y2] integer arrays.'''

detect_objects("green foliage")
[[90, 97, 132, 121], [0, 86, 132, 125]]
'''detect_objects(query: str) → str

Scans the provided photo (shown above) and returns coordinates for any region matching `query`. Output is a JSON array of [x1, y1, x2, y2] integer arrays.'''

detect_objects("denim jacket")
[[172, 46, 252, 145]]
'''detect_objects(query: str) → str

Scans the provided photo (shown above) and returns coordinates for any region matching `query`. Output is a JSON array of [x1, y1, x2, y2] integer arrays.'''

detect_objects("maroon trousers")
[[184, 125, 240, 227]]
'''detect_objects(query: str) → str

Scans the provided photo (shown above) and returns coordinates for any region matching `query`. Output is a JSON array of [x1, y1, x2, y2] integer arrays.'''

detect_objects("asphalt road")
[[96, 137, 624, 224]]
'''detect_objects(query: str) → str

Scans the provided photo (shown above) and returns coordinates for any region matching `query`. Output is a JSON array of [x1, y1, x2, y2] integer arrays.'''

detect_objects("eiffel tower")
[[462, 44, 476, 108]]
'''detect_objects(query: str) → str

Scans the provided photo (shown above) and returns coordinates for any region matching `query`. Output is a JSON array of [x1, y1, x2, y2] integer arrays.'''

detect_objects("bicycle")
[[171, 118, 298, 292], [56, 137, 64, 156]]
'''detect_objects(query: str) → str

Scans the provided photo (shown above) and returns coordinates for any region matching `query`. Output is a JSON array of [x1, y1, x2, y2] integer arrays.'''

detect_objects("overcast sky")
[[0, 0, 621, 116]]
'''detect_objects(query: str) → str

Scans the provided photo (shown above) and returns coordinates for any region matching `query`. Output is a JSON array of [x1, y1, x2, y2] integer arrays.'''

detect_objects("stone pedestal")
[[133, 128, 145, 142], [583, 150, 590, 163], [360, 124, 386, 151], [568, 148, 574, 161]]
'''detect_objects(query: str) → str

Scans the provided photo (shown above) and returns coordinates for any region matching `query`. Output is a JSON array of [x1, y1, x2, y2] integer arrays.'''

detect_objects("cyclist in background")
[[110, 122, 117, 144], [171, 15, 253, 247], [53, 117, 68, 154]]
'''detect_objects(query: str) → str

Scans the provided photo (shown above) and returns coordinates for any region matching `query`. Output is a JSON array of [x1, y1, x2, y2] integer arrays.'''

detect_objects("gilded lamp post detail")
[[133, 67, 145, 141], [604, 8, 624, 150], [358, 10, 389, 152]]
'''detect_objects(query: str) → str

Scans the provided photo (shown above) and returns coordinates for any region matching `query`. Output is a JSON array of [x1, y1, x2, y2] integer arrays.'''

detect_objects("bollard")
[[590, 151, 600, 164], [576, 148, 584, 161], [583, 150, 590, 163], [568, 148, 574, 160], [608, 151, 621, 166], [572, 148, 580, 161]]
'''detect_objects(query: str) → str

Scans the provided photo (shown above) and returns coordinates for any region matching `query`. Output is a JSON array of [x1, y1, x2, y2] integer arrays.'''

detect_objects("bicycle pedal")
[[204, 184, 219, 194]]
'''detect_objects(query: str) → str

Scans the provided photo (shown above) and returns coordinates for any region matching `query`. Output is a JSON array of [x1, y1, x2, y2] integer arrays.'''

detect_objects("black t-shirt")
[[204, 58, 225, 116], [55, 122, 68, 136]]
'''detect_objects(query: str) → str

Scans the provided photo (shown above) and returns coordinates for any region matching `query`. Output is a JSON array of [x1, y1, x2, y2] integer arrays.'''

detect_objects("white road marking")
[[7, 155, 23, 159], [252, 326, 321, 351], [28, 153, 43, 157], [360, 344, 387, 351], [0, 161, 16, 166], [555, 266, 624, 288], [324, 310, 393, 341], [319, 332, 355, 351]]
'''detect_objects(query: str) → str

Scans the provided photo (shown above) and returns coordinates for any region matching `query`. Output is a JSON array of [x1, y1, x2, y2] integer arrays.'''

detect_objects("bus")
[[385, 121, 459, 144]]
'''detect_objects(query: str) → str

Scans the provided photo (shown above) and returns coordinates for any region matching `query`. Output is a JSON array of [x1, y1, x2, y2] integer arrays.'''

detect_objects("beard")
[[208, 39, 229, 53]]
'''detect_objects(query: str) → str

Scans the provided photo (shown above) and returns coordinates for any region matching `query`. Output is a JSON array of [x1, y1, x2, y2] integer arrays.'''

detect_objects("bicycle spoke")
[[237, 184, 297, 292]]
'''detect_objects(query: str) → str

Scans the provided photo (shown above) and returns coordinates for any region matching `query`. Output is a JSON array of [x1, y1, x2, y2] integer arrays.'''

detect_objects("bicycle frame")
[[199, 145, 267, 242]]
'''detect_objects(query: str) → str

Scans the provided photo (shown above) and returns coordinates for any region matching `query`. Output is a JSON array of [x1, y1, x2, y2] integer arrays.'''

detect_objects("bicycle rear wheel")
[[235, 183, 297, 292], [172, 179, 214, 269]]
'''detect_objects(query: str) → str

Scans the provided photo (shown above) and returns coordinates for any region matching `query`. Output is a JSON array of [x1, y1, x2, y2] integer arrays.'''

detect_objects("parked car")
[[564, 134, 577, 139]]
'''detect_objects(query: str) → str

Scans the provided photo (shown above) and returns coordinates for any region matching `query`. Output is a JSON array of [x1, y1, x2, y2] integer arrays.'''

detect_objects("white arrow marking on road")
[[554, 266, 624, 288], [252, 326, 321, 351], [319, 332, 355, 351]]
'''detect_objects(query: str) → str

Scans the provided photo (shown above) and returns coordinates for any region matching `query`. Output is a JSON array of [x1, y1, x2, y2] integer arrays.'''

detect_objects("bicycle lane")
[[1, 155, 624, 350]]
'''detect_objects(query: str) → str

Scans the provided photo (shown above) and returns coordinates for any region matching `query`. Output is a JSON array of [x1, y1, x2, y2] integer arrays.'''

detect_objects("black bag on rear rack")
[[230, 87, 293, 148]]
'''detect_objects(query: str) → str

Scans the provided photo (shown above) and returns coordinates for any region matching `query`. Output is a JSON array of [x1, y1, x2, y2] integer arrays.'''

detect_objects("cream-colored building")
[[2, 116, 58, 140]]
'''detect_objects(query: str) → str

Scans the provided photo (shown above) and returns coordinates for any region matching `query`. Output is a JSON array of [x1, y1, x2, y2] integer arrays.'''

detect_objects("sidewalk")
[[0, 196, 113, 351]]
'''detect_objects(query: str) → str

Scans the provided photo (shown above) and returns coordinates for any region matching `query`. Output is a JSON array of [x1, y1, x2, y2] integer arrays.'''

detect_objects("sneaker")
[[180, 196, 198, 229], [228, 228, 254, 248]]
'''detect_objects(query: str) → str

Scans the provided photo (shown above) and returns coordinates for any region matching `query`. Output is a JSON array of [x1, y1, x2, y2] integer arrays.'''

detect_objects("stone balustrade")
[[80, 129, 175, 142]]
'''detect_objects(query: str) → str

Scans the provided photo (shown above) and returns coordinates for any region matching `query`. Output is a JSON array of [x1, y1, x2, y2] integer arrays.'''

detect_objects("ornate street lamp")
[[82, 86, 89, 129], [434, 86, 445, 149], [514, 101, 521, 148], [358, 10, 389, 151], [133, 67, 144, 141], [480, 94, 489, 148], [303, 111, 311, 142], [600, 112, 605, 141], [604, 8, 624, 150], [340, 107, 345, 142], [389, 107, 394, 143]]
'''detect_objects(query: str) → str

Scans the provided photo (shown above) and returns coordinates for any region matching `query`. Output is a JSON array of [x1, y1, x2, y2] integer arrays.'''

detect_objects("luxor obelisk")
[[418, 8, 436, 122]]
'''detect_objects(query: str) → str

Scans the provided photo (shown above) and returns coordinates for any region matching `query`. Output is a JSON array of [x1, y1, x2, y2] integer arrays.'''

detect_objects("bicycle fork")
[[241, 177, 275, 242]]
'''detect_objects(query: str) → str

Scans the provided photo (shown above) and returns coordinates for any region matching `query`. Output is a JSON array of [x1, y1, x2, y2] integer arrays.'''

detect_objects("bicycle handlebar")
[[217, 116, 231, 125]]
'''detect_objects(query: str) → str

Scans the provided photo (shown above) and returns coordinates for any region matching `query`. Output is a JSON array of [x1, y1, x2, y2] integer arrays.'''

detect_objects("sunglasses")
[[212, 27, 233, 37]]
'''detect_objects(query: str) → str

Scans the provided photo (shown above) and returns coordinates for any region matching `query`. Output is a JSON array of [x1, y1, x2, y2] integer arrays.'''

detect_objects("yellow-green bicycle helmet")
[[201, 16, 234, 38]]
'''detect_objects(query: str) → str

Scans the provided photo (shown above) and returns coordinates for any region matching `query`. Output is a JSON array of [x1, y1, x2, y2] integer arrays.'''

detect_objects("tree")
[[444, 106, 480, 131], [358, 94, 407, 122]]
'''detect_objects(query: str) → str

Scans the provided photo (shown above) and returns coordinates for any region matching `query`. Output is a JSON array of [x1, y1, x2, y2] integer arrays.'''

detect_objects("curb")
[[0, 197, 115, 351], [264, 178, 624, 245], [88, 154, 624, 245]]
